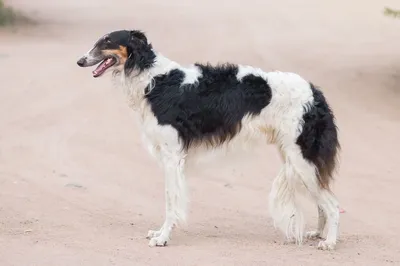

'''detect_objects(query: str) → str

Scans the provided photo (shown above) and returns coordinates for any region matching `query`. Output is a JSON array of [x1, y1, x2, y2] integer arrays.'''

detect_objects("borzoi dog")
[[76, 30, 340, 250]]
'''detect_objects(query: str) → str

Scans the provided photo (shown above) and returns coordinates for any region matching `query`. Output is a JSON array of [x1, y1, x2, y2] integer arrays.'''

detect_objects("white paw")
[[147, 229, 162, 239], [148, 235, 169, 247], [317, 240, 336, 251], [306, 231, 321, 240]]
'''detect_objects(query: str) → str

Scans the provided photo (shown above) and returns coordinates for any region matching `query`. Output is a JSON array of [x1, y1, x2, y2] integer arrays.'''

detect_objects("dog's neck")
[[114, 51, 180, 110]]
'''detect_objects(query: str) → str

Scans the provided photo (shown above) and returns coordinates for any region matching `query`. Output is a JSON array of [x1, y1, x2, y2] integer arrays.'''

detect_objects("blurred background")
[[1, 0, 400, 265]]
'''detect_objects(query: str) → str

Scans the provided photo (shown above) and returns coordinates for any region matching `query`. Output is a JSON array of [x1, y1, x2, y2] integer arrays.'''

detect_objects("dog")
[[76, 30, 341, 250]]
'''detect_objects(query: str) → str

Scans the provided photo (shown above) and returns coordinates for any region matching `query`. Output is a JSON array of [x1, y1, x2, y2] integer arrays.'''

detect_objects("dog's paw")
[[148, 235, 169, 247], [317, 240, 336, 251], [146, 229, 162, 239], [306, 231, 321, 240]]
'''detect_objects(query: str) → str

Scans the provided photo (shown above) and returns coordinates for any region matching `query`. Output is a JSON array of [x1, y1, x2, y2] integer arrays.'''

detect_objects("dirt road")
[[1, 0, 400, 265]]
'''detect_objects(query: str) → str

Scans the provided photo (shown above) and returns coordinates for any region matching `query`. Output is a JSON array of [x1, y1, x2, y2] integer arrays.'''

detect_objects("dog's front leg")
[[147, 152, 187, 247]]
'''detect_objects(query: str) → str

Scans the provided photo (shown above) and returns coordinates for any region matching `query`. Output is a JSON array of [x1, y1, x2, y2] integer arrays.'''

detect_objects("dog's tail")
[[268, 163, 306, 244]]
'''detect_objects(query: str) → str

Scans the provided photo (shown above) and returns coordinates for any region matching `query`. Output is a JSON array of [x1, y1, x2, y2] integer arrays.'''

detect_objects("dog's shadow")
[[174, 224, 282, 247], [172, 225, 332, 250]]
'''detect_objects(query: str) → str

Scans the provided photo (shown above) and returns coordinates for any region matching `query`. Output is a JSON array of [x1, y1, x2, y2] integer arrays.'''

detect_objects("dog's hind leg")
[[147, 138, 188, 247], [313, 189, 340, 250], [306, 206, 327, 240], [285, 144, 340, 250], [296, 83, 340, 250], [269, 142, 339, 250]]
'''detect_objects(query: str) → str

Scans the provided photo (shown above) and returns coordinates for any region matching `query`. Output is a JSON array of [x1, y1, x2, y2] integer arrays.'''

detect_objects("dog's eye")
[[104, 36, 111, 43]]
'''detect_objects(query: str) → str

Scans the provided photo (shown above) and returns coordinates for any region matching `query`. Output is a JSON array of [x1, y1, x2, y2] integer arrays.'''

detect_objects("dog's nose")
[[77, 57, 86, 67]]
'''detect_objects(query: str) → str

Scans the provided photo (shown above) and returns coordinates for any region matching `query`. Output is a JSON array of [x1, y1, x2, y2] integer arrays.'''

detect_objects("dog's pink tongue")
[[92, 58, 112, 77]]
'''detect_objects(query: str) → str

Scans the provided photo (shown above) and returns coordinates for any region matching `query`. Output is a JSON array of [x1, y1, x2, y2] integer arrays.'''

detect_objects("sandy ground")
[[1, 0, 400, 265]]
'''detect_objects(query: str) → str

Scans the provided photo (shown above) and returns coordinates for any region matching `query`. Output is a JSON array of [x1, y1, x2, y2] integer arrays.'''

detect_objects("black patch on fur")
[[91, 30, 131, 58], [145, 64, 272, 150], [97, 30, 131, 49], [296, 84, 340, 189]]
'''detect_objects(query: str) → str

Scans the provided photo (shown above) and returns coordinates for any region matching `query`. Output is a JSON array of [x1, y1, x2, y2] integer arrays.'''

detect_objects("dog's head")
[[77, 30, 156, 77]]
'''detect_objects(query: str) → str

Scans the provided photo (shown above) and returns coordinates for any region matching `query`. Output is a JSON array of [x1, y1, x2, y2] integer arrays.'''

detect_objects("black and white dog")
[[77, 30, 340, 250]]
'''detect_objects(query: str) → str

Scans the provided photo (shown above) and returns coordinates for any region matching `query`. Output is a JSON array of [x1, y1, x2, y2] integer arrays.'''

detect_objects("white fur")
[[110, 54, 340, 249]]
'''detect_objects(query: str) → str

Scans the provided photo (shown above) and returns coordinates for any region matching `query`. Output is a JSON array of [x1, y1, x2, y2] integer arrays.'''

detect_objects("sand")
[[1, 0, 400, 265]]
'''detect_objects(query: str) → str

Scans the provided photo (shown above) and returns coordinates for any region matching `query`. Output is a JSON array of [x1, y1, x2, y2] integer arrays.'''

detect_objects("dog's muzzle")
[[76, 52, 103, 67], [77, 57, 87, 67]]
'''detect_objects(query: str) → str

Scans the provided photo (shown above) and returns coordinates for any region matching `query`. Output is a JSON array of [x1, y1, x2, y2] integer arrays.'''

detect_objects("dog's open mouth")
[[92, 57, 117, 77]]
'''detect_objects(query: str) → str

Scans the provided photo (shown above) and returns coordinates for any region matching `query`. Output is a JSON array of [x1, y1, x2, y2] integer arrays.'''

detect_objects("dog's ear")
[[129, 30, 148, 45], [125, 30, 155, 74]]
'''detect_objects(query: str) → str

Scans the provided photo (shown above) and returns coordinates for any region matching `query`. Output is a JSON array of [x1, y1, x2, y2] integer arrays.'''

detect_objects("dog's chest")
[[137, 104, 165, 144]]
